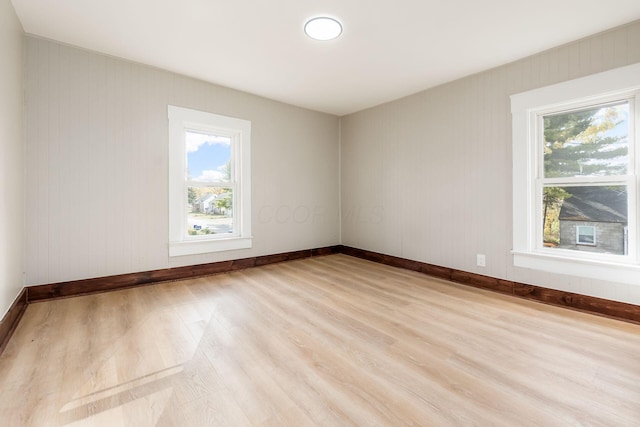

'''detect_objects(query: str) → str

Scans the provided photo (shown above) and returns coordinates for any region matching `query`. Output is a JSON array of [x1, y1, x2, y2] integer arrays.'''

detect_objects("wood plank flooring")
[[1, 254, 639, 426]]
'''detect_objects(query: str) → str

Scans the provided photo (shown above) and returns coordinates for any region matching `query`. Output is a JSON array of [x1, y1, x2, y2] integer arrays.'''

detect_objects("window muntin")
[[168, 106, 251, 256]]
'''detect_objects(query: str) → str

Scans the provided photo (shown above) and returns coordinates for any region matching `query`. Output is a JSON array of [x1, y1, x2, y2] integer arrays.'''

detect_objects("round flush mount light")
[[304, 17, 343, 41]]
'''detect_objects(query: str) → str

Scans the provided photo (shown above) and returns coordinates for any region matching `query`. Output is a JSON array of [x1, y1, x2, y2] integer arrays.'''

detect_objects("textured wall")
[[340, 21, 640, 304], [24, 37, 340, 285], [0, 0, 25, 317]]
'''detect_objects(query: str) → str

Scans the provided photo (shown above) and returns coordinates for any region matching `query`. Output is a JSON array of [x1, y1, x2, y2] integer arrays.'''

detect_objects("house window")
[[168, 106, 251, 257], [576, 226, 596, 246], [511, 63, 640, 284]]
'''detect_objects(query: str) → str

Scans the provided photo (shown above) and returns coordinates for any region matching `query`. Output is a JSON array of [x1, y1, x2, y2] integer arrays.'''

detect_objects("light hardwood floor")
[[1, 254, 639, 426]]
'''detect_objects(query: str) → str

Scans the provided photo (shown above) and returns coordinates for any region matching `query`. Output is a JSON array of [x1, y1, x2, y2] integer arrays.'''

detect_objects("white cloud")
[[195, 169, 225, 182], [185, 131, 230, 153]]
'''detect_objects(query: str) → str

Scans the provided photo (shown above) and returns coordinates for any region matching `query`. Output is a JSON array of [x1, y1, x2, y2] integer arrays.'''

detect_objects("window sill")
[[169, 236, 252, 257], [512, 250, 640, 285]]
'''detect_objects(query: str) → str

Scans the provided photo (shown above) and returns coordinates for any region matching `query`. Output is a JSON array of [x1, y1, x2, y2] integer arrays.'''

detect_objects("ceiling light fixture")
[[304, 17, 343, 41]]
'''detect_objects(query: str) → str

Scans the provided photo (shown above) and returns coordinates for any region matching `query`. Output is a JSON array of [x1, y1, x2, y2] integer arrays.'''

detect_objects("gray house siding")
[[559, 220, 626, 255], [558, 186, 627, 255]]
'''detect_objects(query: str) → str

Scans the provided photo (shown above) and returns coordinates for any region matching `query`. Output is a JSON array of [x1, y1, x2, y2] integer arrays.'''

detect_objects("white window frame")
[[168, 106, 252, 257], [511, 63, 640, 285], [576, 225, 596, 246]]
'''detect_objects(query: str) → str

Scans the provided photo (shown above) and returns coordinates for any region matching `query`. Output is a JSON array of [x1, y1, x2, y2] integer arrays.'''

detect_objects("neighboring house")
[[193, 194, 217, 214], [559, 186, 627, 255], [192, 193, 231, 215]]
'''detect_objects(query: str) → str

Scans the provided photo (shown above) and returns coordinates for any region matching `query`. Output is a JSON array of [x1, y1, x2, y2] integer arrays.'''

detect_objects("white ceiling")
[[11, 0, 640, 116]]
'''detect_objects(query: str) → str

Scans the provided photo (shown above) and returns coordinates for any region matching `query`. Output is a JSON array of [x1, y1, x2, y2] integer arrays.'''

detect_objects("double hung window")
[[168, 106, 252, 256], [511, 64, 640, 284]]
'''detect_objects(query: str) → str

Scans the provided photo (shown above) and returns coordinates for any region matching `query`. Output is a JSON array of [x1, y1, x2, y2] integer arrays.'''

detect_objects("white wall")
[[341, 21, 640, 305], [0, 0, 25, 317], [24, 36, 340, 286]]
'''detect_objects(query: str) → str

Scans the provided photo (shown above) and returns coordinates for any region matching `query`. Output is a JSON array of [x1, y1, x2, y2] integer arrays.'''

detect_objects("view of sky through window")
[[186, 130, 231, 182]]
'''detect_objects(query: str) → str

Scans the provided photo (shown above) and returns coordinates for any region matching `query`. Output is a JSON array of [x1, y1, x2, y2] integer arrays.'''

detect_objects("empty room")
[[2, 0, 640, 425]]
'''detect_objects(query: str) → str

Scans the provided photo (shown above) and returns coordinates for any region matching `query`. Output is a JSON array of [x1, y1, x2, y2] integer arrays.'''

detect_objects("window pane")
[[543, 185, 627, 255], [543, 103, 629, 178], [187, 187, 233, 237], [576, 226, 596, 245], [186, 130, 231, 183]]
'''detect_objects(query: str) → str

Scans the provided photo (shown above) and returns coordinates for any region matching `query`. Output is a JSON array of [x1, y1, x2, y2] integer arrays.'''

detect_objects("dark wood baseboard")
[[27, 245, 341, 302], [4, 243, 637, 357], [0, 288, 28, 354], [340, 245, 640, 324]]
